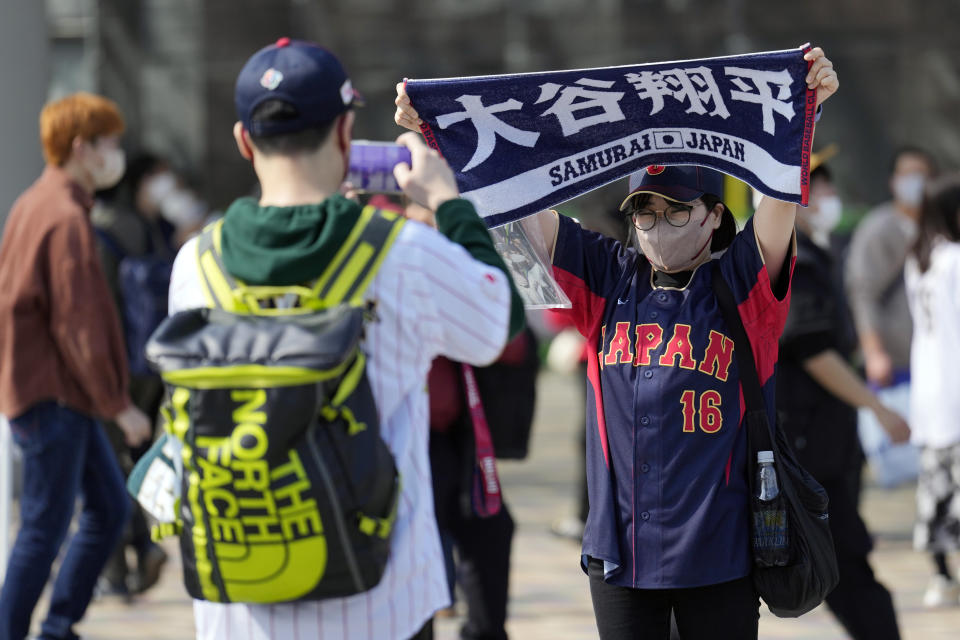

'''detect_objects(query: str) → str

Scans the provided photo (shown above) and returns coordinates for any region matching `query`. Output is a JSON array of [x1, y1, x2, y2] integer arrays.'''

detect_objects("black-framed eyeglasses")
[[630, 203, 698, 231]]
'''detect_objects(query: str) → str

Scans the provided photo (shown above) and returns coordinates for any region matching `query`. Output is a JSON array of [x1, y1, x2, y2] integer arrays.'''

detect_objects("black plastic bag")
[[747, 410, 839, 617], [713, 267, 839, 617]]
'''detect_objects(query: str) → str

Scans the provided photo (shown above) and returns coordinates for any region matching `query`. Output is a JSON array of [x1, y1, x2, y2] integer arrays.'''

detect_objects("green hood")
[[220, 194, 361, 286]]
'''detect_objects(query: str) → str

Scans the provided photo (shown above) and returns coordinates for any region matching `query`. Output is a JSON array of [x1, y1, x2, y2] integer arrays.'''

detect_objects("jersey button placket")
[[637, 286, 678, 583], [634, 289, 662, 585]]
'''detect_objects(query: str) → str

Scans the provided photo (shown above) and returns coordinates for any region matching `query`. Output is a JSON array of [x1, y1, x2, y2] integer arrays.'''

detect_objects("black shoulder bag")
[[712, 266, 839, 617]]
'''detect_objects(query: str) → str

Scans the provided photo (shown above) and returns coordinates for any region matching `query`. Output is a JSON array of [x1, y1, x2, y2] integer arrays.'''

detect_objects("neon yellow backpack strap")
[[310, 206, 405, 306], [195, 219, 250, 313], [195, 206, 405, 314]]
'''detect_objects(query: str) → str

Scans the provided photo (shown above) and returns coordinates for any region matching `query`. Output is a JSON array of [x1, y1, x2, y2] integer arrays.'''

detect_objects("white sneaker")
[[923, 575, 960, 608]]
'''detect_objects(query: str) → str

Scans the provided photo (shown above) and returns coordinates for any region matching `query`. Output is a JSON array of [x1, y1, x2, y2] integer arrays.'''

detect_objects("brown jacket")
[[0, 166, 129, 420]]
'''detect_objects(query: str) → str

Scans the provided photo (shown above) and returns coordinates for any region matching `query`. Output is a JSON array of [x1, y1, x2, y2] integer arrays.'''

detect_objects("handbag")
[[712, 266, 839, 617]]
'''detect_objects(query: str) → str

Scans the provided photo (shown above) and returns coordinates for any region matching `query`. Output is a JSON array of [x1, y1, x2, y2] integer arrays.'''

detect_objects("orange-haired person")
[[0, 92, 150, 640]]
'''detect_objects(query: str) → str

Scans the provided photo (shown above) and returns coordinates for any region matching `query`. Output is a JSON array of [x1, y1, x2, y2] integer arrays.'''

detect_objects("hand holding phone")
[[347, 141, 412, 194]]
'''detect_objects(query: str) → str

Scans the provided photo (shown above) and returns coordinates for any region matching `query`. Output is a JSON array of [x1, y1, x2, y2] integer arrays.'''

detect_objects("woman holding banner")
[[397, 47, 837, 640]]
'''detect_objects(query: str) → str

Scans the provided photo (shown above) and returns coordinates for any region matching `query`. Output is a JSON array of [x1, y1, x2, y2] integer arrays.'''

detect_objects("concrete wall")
[[0, 1, 49, 226]]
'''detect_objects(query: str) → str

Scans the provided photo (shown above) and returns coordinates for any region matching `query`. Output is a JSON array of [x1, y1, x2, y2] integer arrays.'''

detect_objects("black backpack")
[[144, 207, 405, 603]]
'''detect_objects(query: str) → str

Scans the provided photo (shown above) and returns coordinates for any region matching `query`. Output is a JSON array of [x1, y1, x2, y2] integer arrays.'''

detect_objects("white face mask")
[[892, 173, 926, 208], [88, 144, 126, 190], [634, 205, 717, 273], [160, 189, 207, 228], [810, 196, 842, 233], [142, 172, 177, 211], [806, 195, 842, 248]]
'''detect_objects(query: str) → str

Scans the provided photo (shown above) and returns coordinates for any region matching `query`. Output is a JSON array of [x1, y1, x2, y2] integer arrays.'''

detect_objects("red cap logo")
[[647, 165, 666, 175]]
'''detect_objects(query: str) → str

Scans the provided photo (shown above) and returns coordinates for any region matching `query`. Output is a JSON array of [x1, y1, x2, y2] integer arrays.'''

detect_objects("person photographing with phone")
[[166, 38, 523, 640]]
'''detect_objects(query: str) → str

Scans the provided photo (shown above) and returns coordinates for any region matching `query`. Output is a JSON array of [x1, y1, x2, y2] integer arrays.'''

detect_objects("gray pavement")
[[23, 371, 960, 638]]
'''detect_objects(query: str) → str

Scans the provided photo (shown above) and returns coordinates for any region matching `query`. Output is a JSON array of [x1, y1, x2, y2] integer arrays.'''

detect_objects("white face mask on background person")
[[633, 204, 718, 273], [806, 195, 842, 248], [892, 172, 926, 208], [160, 189, 207, 228], [810, 195, 842, 234], [142, 172, 177, 211], [88, 144, 126, 190]]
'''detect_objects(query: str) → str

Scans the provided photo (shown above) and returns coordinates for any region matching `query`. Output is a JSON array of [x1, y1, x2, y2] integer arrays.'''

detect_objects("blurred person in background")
[[777, 161, 907, 639], [92, 152, 179, 597], [0, 92, 151, 640], [845, 146, 937, 388], [427, 339, 532, 640], [545, 310, 590, 542], [124, 156, 212, 245], [146, 168, 212, 246], [904, 174, 960, 608]]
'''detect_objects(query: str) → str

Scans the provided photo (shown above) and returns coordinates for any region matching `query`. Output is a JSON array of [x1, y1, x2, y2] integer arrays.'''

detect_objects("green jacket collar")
[[220, 194, 361, 286]]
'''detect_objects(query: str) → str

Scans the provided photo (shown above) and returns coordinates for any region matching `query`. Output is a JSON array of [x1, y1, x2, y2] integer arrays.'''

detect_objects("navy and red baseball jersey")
[[552, 213, 794, 589]]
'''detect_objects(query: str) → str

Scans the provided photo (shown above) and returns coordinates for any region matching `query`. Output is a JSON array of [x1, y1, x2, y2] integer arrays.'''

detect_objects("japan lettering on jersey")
[[551, 214, 794, 589]]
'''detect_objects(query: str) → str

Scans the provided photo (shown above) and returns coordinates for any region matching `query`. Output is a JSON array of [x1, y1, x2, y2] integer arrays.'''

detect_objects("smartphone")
[[347, 141, 412, 194]]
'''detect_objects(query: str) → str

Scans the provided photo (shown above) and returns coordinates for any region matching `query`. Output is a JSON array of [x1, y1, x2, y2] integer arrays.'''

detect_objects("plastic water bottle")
[[754, 450, 789, 566], [757, 450, 779, 500]]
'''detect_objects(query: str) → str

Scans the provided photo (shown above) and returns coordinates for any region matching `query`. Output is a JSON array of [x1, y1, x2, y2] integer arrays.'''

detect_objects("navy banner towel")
[[407, 45, 817, 227]]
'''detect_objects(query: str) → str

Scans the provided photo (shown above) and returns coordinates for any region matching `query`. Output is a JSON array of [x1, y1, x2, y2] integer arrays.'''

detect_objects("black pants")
[[819, 472, 901, 640], [588, 560, 759, 640], [431, 430, 515, 640]]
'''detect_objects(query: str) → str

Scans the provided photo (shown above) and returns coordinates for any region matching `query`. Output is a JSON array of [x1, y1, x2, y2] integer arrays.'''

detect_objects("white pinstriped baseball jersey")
[[168, 217, 512, 640]]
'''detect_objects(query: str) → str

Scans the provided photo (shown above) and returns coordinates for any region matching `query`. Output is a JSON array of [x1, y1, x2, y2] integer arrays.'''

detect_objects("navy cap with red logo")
[[619, 165, 725, 211], [234, 37, 362, 137], [620, 165, 737, 245]]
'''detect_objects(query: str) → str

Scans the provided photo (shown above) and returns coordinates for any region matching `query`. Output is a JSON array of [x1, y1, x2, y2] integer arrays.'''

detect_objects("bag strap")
[[311, 206, 405, 306], [196, 206, 405, 314], [461, 363, 502, 518], [195, 219, 249, 312], [710, 265, 774, 452]]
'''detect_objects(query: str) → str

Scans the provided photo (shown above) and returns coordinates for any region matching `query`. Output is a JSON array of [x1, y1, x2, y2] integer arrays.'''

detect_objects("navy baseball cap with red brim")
[[619, 165, 725, 211]]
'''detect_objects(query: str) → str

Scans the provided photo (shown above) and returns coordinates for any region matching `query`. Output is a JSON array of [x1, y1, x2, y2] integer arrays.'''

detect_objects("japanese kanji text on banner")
[[407, 46, 817, 227]]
